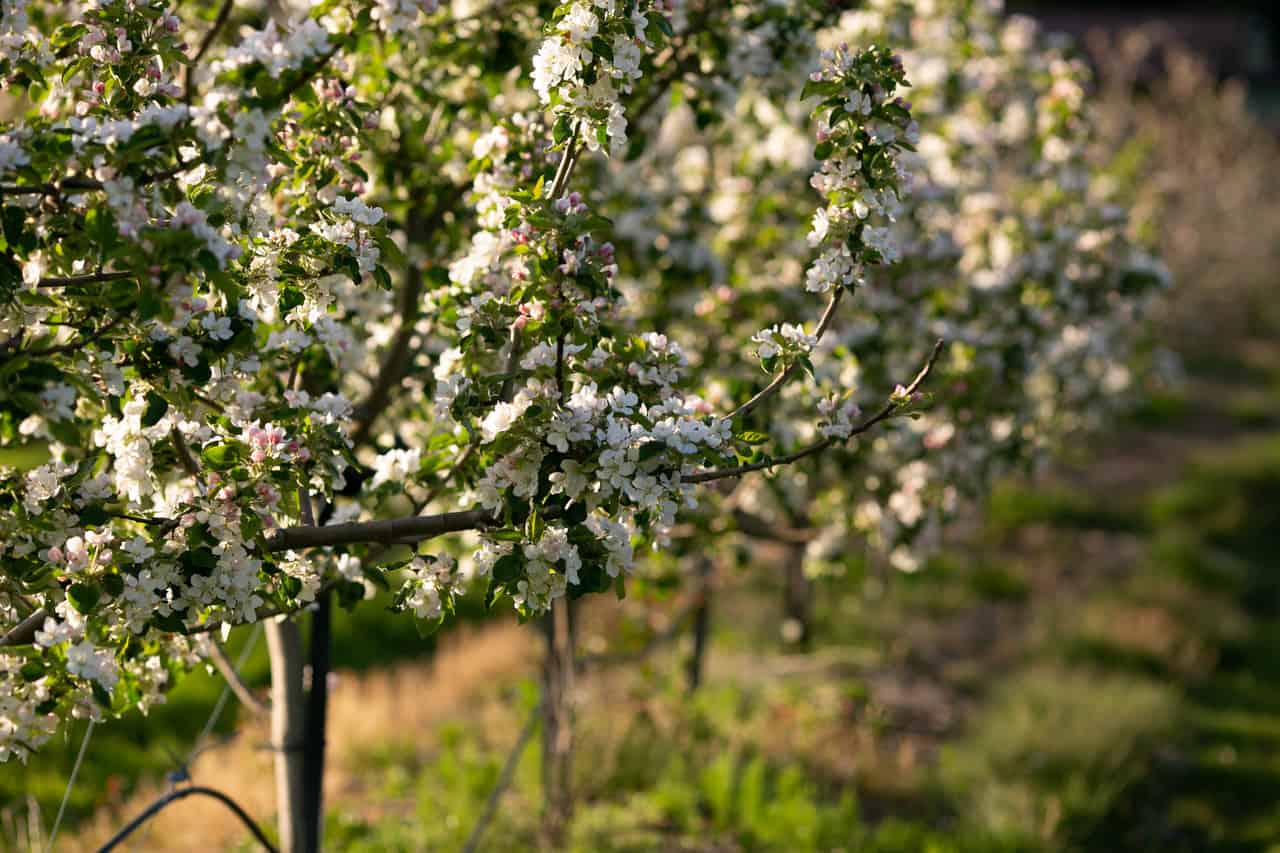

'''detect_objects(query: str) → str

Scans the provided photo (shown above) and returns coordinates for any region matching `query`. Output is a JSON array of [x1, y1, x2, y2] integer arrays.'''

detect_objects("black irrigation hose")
[[96, 785, 278, 853]]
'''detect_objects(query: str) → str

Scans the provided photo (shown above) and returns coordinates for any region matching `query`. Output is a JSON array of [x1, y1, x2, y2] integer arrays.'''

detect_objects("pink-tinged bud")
[[47, 546, 63, 562], [251, 449, 267, 463], [93, 81, 105, 95]]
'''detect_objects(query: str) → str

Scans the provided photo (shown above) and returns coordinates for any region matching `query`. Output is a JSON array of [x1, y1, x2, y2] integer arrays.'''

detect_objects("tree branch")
[[0, 610, 44, 647], [687, 339, 946, 484], [263, 507, 497, 551], [728, 288, 844, 423], [185, 0, 236, 102], [731, 508, 817, 545], [206, 637, 269, 715], [37, 271, 133, 288]]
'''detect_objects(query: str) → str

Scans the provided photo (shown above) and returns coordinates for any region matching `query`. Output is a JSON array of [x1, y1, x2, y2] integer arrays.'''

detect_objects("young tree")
[[0, 0, 1162, 847]]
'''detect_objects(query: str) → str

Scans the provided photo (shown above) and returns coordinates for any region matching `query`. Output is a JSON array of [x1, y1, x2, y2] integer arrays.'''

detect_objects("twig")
[[731, 508, 817, 545], [206, 638, 269, 715], [275, 44, 340, 105], [171, 426, 201, 481], [461, 700, 542, 853], [37, 271, 133, 288], [185, 0, 236, 101], [7, 316, 124, 362], [415, 441, 476, 512], [728, 288, 844, 423], [350, 180, 472, 446], [687, 339, 946, 484], [579, 594, 703, 670]]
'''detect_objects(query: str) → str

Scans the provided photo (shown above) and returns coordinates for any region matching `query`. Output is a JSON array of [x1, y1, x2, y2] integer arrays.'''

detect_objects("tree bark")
[[782, 541, 812, 649], [266, 616, 306, 853], [540, 598, 575, 845], [686, 557, 714, 692], [300, 591, 331, 853]]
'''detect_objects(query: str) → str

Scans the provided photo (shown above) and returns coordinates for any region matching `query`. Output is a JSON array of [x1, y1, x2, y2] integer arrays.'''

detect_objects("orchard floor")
[[19, 340, 1280, 853]]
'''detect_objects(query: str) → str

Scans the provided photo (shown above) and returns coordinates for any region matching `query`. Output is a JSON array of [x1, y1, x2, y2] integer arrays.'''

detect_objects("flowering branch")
[[686, 339, 946, 484], [728, 288, 844, 422]]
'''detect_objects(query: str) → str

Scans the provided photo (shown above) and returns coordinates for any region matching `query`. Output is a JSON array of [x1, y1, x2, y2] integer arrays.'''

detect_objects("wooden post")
[[300, 590, 331, 852], [265, 616, 306, 853]]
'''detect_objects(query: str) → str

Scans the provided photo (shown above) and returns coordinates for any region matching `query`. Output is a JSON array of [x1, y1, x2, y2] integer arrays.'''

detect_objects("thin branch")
[[498, 127, 581, 405], [37, 271, 133, 288], [0, 176, 103, 196], [171, 426, 201, 481], [547, 126, 581, 200], [461, 700, 542, 853], [186, 0, 236, 102], [731, 508, 817, 545], [415, 441, 476, 512], [263, 507, 497, 551], [350, 180, 473, 446], [0, 610, 44, 647], [554, 332, 568, 404], [276, 44, 340, 105], [727, 288, 844, 423], [687, 339, 946, 484], [206, 638, 269, 715], [8, 315, 125, 361]]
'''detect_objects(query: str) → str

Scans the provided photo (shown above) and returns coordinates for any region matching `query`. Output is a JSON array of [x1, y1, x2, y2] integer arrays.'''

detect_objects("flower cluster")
[[531, 0, 674, 155], [802, 44, 917, 292]]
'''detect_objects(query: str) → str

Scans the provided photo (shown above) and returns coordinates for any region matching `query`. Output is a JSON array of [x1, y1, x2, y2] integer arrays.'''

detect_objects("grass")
[[1, 587, 504, 841], [31, 336, 1280, 852]]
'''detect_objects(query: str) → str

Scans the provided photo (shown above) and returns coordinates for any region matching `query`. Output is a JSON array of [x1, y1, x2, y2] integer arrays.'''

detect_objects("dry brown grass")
[[58, 618, 538, 852]]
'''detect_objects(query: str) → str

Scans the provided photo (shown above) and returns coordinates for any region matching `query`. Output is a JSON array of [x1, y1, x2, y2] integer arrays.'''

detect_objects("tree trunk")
[[782, 541, 811, 648], [540, 597, 575, 845], [266, 616, 306, 853], [686, 557, 714, 692]]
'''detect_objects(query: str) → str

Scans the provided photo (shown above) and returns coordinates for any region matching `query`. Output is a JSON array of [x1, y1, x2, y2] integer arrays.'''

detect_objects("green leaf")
[[201, 444, 240, 470], [141, 392, 168, 427], [101, 573, 124, 598], [737, 431, 771, 445], [78, 504, 109, 526], [552, 115, 572, 145], [493, 553, 522, 583], [67, 582, 101, 614]]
